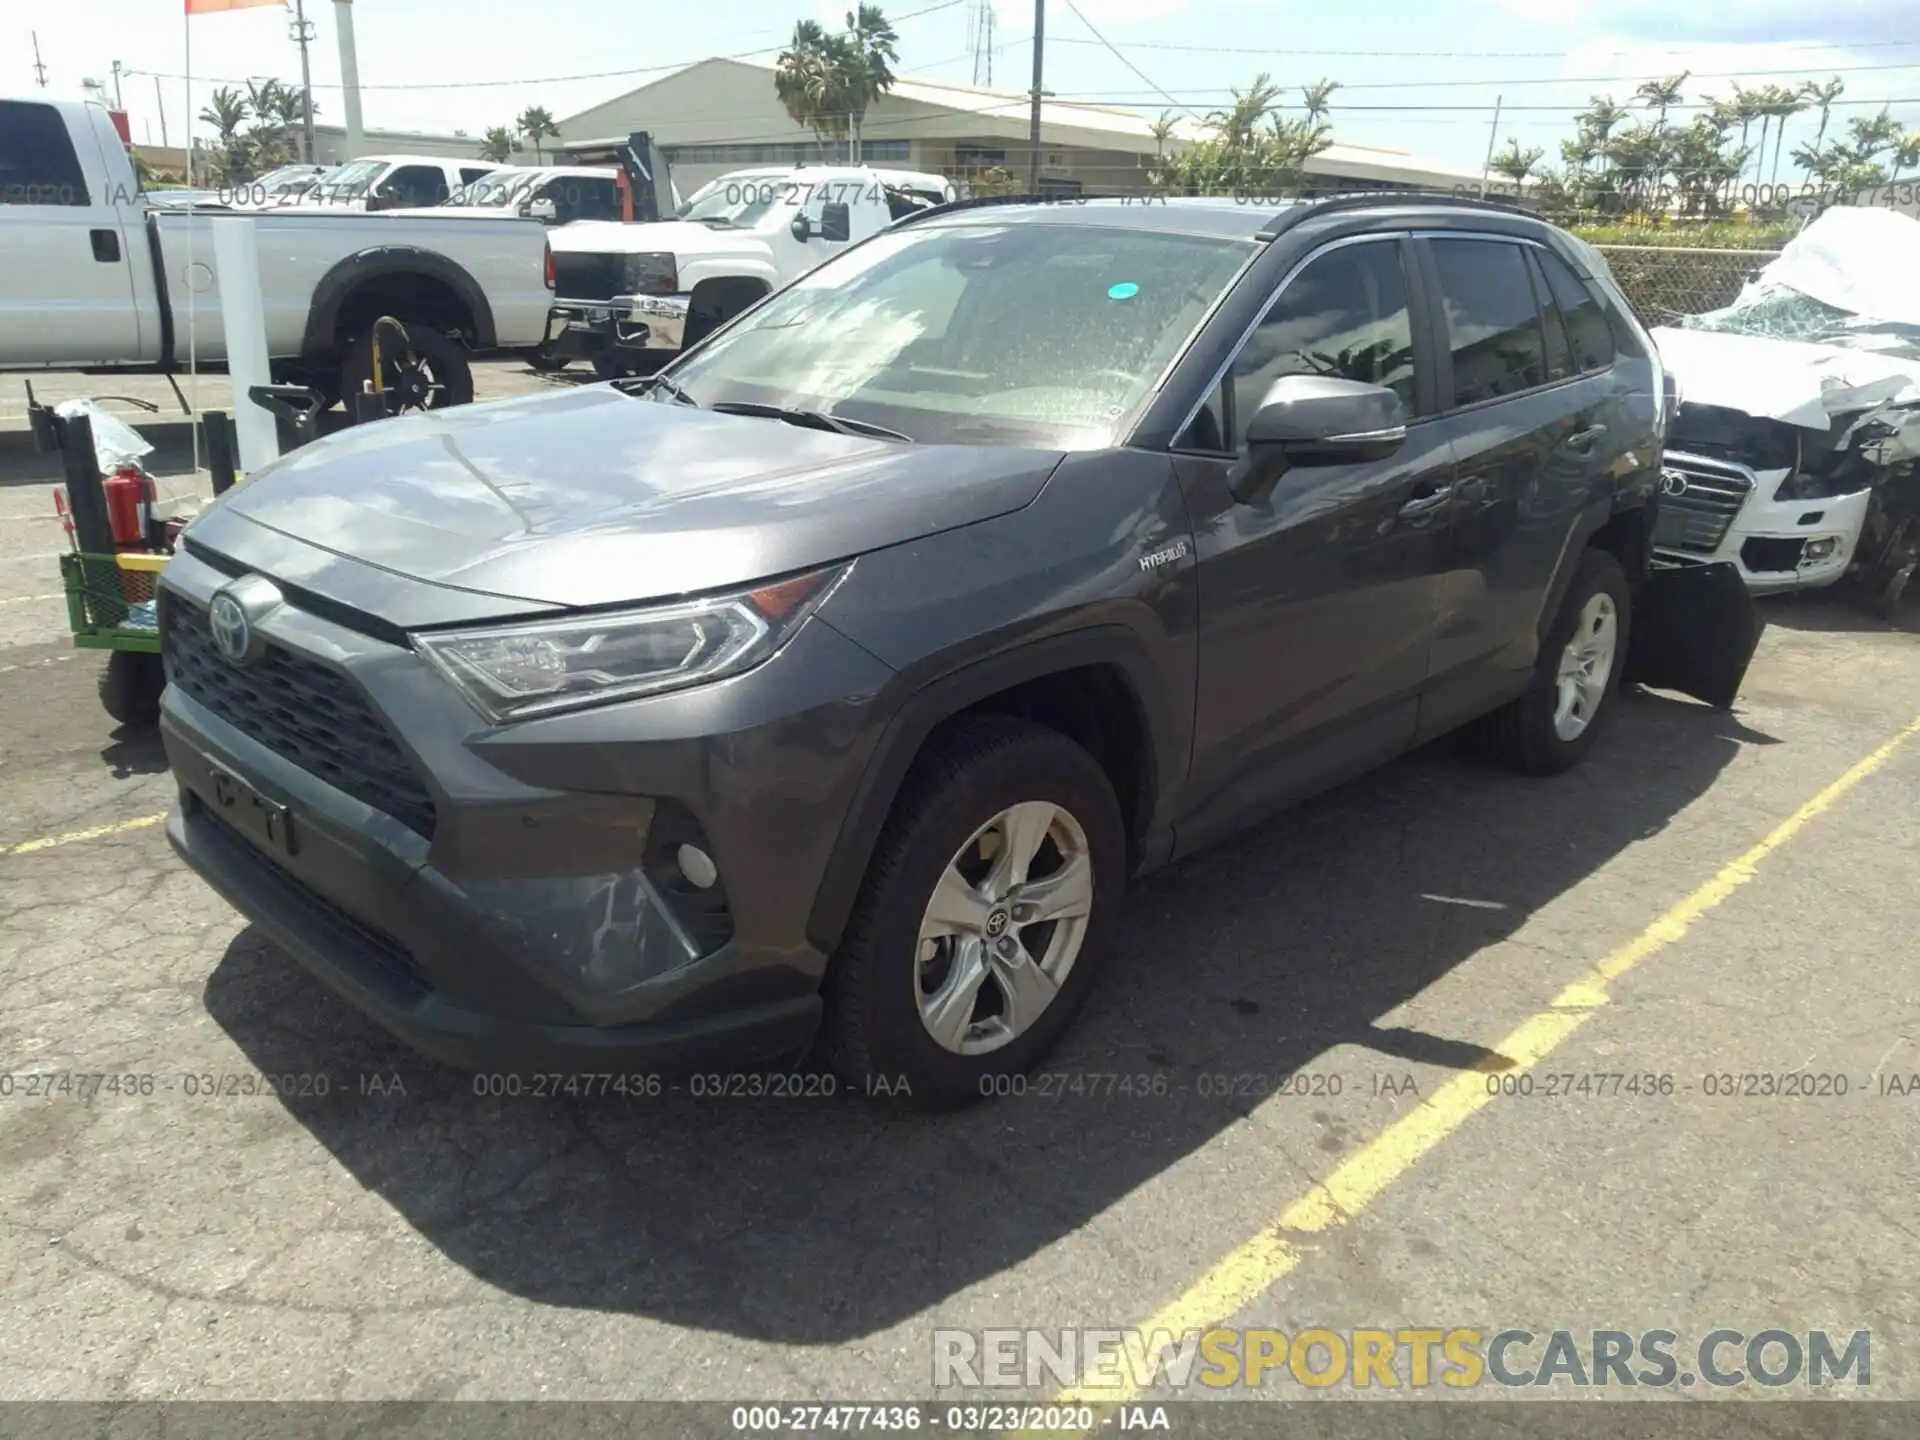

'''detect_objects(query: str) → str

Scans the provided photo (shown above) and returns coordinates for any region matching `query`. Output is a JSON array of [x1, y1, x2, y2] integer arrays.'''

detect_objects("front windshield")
[[312, 159, 384, 199], [663, 220, 1253, 447], [676, 176, 783, 229], [446, 170, 533, 207]]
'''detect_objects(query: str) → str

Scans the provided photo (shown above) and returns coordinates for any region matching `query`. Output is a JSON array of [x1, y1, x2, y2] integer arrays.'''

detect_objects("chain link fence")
[[1590, 245, 1781, 327]]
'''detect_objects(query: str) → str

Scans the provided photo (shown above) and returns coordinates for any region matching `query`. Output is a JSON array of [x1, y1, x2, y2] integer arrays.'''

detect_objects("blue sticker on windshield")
[[1108, 282, 1140, 300]]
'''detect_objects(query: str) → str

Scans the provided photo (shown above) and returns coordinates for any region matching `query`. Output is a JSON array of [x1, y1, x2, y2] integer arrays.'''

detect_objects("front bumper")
[[545, 293, 689, 360], [1653, 450, 1873, 595], [157, 540, 895, 1074]]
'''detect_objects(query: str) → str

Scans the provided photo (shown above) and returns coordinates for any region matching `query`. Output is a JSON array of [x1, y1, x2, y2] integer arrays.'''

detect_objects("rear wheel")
[[338, 324, 475, 413], [1471, 549, 1630, 775], [99, 651, 165, 728], [819, 717, 1126, 1109], [526, 351, 571, 373]]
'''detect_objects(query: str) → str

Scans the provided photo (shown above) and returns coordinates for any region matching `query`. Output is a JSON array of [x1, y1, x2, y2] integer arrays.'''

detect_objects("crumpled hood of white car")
[[1652, 325, 1920, 430]]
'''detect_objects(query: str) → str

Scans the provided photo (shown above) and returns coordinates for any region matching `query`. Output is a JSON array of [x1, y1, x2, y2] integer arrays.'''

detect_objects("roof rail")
[[1258, 188, 1533, 239], [887, 191, 1119, 228]]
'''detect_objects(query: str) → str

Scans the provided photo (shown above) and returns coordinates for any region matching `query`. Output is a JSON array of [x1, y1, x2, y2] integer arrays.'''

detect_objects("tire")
[[338, 325, 475, 413], [1471, 549, 1631, 776], [589, 353, 632, 381], [99, 651, 165, 728], [819, 716, 1127, 1110], [526, 351, 571, 373]]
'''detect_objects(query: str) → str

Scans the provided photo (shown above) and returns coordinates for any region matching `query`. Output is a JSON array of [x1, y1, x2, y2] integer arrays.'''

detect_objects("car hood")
[[216, 386, 1062, 611], [1654, 325, 1920, 429], [547, 219, 771, 259]]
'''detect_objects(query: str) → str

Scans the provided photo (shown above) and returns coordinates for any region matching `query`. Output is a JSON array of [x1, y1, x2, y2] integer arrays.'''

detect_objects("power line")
[[1057, 0, 1202, 122], [1042, 35, 1920, 59], [129, 0, 969, 92]]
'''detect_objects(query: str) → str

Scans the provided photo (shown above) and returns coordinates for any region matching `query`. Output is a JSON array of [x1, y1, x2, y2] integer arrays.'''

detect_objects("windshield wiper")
[[611, 373, 700, 407], [707, 402, 912, 443]]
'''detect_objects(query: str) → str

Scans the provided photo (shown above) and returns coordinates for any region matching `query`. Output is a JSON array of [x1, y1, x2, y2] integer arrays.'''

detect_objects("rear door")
[[1173, 234, 1457, 853], [1413, 234, 1618, 739], [0, 100, 143, 364]]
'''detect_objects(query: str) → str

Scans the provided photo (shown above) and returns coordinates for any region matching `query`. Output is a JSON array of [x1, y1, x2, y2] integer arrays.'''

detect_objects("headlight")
[[623, 251, 679, 296], [413, 566, 845, 724]]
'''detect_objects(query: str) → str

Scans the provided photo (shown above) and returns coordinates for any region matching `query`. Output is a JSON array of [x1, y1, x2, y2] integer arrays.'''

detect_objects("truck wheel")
[[339, 326, 475, 413], [1471, 549, 1631, 776], [527, 351, 571, 373], [99, 652, 165, 728], [819, 717, 1126, 1110], [589, 354, 633, 381]]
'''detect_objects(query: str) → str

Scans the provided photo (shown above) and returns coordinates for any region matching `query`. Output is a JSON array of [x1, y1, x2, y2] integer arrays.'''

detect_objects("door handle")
[[1565, 423, 1607, 454], [90, 229, 121, 263], [1397, 483, 1455, 519]]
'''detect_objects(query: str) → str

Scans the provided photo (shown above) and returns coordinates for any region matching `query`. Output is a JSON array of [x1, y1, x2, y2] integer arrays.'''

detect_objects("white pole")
[[335, 0, 365, 157], [1479, 96, 1503, 199], [211, 217, 280, 473], [185, 14, 201, 476]]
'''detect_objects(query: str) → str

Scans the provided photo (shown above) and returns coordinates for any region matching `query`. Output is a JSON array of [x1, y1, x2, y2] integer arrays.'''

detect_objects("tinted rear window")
[[1537, 247, 1615, 374], [0, 100, 90, 206], [1431, 238, 1546, 407]]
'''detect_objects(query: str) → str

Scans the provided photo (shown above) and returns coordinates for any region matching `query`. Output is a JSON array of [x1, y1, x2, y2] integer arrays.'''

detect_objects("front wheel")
[[819, 717, 1127, 1109], [99, 651, 165, 728], [339, 324, 475, 413], [1471, 549, 1631, 775]]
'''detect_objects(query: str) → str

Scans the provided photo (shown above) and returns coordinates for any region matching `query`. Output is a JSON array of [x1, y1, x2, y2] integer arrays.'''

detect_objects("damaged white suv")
[[1651, 207, 1920, 595]]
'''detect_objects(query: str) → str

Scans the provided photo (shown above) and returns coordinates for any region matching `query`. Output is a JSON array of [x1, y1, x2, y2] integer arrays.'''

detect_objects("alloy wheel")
[[1553, 592, 1619, 741], [913, 801, 1094, 1056]]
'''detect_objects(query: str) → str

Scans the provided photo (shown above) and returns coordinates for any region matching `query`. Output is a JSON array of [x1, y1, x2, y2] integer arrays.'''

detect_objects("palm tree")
[[834, 5, 899, 163], [1489, 138, 1544, 191], [197, 86, 251, 185], [1633, 71, 1688, 126], [1210, 73, 1283, 149], [1148, 110, 1178, 159], [1800, 76, 1845, 155], [1892, 130, 1920, 187], [1761, 86, 1806, 187], [517, 106, 560, 166], [478, 125, 521, 163], [776, 20, 845, 156], [1300, 78, 1340, 126]]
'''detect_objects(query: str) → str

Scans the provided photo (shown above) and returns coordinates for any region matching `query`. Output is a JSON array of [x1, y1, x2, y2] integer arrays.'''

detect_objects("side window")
[[1430, 239, 1546, 407], [385, 165, 446, 206], [0, 100, 91, 206], [1527, 249, 1573, 382], [1226, 241, 1418, 450], [581, 179, 619, 221], [1536, 248, 1616, 374], [459, 167, 494, 186]]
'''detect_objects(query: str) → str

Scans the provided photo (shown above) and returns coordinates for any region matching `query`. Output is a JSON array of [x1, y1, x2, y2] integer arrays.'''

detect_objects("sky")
[[13, 0, 1920, 178]]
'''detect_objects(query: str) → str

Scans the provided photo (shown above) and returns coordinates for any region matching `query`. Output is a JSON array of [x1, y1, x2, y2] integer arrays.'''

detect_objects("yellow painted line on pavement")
[[0, 592, 63, 605], [1051, 712, 1920, 1418], [0, 813, 167, 857]]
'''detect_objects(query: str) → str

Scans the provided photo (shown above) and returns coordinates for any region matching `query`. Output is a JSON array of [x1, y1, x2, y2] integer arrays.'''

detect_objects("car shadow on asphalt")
[[99, 724, 172, 780], [201, 687, 1761, 1344], [1758, 589, 1920, 638]]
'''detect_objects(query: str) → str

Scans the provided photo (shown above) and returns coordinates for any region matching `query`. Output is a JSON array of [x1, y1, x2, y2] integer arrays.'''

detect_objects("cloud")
[[1486, 0, 1912, 48]]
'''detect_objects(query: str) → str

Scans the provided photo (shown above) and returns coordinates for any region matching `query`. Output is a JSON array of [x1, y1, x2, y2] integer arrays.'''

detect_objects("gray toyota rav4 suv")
[[159, 194, 1757, 1107]]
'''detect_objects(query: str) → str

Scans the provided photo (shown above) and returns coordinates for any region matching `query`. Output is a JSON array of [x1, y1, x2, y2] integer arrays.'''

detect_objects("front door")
[[1174, 235, 1456, 854]]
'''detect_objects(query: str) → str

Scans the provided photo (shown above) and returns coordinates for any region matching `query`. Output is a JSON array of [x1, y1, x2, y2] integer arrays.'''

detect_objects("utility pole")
[[155, 76, 170, 147], [290, 0, 318, 163], [334, 0, 365, 158], [1479, 95, 1503, 198], [111, 61, 126, 109], [30, 32, 48, 88], [1027, 0, 1045, 190]]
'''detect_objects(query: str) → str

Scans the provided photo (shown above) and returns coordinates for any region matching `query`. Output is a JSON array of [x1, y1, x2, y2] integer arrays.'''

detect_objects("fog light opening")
[[1803, 537, 1840, 564], [677, 843, 719, 890]]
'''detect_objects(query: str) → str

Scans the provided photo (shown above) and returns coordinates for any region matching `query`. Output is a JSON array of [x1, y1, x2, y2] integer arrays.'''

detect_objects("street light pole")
[[290, 0, 318, 163], [1027, 0, 1045, 190]]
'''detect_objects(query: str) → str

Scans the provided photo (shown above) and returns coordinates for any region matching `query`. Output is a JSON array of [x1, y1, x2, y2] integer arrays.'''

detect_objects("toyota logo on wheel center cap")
[[985, 908, 1010, 939]]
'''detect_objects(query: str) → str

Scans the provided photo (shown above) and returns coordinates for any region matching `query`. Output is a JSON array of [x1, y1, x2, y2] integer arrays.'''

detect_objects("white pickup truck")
[[0, 97, 553, 409], [544, 165, 955, 377]]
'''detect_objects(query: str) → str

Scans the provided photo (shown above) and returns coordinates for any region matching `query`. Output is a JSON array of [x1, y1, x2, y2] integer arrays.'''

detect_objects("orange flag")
[[185, 0, 282, 12]]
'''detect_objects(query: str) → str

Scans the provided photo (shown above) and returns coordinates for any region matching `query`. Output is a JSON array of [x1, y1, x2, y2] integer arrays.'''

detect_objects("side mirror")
[[1230, 375, 1408, 504], [790, 211, 813, 242], [526, 197, 558, 222], [820, 201, 851, 242]]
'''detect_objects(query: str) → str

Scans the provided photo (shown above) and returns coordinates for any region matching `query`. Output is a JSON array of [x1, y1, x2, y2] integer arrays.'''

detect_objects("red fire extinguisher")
[[101, 463, 155, 550]]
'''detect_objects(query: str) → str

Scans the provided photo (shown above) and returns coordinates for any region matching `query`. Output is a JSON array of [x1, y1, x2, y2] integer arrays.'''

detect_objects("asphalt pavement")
[[0, 363, 1916, 1416]]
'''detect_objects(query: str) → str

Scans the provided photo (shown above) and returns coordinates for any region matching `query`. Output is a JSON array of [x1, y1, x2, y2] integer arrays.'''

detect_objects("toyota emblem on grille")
[[206, 575, 282, 666], [1659, 469, 1690, 497]]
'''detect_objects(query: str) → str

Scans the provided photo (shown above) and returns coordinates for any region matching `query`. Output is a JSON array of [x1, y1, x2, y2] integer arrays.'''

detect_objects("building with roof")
[[555, 57, 1483, 200]]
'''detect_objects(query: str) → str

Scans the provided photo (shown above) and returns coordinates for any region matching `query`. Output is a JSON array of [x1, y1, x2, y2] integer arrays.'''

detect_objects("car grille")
[[553, 252, 627, 302], [1652, 451, 1755, 556], [162, 593, 438, 839]]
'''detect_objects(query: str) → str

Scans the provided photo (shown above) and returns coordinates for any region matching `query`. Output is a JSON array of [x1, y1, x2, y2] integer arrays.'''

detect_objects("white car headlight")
[[413, 565, 846, 724]]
